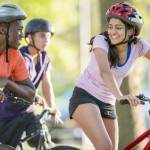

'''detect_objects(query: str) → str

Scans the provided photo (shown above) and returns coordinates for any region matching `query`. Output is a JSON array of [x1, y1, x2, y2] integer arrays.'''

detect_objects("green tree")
[[2, 0, 80, 97]]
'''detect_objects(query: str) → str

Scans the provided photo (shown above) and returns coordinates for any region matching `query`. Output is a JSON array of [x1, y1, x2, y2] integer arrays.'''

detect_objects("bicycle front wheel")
[[51, 145, 81, 150], [0, 144, 15, 150]]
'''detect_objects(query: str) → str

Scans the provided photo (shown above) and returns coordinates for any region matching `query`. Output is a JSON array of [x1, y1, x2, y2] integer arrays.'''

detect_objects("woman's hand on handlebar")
[[118, 94, 141, 106]]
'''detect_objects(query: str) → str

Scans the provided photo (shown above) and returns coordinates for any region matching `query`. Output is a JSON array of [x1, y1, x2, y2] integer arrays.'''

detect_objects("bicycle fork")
[[37, 122, 52, 150]]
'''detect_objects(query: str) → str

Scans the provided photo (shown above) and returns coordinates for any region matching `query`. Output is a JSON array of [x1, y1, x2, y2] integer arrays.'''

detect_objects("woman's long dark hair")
[[89, 23, 139, 68]]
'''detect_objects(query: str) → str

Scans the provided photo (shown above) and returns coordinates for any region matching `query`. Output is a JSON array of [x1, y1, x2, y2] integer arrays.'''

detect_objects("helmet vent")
[[2, 5, 16, 9]]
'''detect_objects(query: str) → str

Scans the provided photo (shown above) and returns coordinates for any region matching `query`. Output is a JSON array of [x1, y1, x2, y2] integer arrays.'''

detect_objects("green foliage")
[[1, 0, 80, 97], [133, 0, 150, 40]]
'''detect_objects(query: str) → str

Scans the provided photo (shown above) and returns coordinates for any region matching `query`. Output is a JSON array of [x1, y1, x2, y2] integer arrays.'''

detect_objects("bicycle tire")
[[51, 145, 81, 150], [0, 144, 15, 150]]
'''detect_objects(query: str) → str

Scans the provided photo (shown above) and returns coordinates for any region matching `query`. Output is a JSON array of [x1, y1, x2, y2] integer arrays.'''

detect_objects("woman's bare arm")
[[93, 48, 123, 100]]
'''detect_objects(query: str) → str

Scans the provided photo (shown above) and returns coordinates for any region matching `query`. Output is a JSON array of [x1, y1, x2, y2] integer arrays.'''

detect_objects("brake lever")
[[137, 94, 150, 103]]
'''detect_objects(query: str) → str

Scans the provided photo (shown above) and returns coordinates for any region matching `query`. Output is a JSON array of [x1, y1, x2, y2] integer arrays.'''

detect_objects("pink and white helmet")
[[106, 2, 144, 36]]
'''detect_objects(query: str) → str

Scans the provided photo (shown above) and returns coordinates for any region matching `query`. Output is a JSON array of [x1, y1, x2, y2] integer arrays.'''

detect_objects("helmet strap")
[[28, 43, 41, 52], [116, 35, 134, 45], [24, 37, 37, 51], [29, 34, 41, 52], [6, 23, 10, 63]]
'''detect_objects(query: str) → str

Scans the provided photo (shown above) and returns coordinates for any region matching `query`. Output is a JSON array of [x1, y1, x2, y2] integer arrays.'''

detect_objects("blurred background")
[[1, 0, 150, 149]]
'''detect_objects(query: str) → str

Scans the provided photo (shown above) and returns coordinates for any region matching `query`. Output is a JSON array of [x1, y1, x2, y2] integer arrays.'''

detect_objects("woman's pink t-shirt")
[[76, 35, 150, 105]]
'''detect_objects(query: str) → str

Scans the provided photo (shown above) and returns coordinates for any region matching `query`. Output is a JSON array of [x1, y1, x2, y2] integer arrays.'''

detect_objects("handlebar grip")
[[119, 100, 129, 105], [120, 99, 145, 105]]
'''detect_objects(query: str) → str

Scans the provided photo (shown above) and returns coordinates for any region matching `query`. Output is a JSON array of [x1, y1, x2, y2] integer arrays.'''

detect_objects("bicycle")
[[120, 94, 150, 150], [0, 91, 81, 150]]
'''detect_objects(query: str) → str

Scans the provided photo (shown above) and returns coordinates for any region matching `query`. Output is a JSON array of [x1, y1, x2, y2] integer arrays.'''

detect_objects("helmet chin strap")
[[25, 35, 40, 52], [28, 43, 40, 52], [115, 35, 134, 46], [6, 23, 10, 63], [25, 39, 40, 65], [0, 23, 11, 63]]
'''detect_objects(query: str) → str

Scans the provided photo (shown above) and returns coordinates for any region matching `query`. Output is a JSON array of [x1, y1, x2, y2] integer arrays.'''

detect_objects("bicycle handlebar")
[[38, 107, 56, 119], [2, 88, 33, 107], [4, 96, 32, 107], [120, 94, 150, 105], [4, 95, 32, 106], [3, 90, 64, 125]]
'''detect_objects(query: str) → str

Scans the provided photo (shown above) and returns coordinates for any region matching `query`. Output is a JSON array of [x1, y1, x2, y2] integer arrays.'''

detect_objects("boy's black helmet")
[[25, 18, 55, 37], [0, 3, 26, 22]]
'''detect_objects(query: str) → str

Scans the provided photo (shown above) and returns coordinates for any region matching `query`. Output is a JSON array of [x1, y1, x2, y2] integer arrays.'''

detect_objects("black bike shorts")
[[69, 87, 117, 119]]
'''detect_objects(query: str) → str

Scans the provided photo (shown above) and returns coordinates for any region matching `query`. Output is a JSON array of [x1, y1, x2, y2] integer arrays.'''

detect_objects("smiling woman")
[[68, 2, 150, 150]]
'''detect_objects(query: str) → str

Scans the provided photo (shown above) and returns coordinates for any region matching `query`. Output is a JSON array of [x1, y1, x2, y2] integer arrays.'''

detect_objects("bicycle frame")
[[0, 92, 81, 150], [18, 108, 56, 150], [123, 129, 150, 150], [17, 111, 81, 150]]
